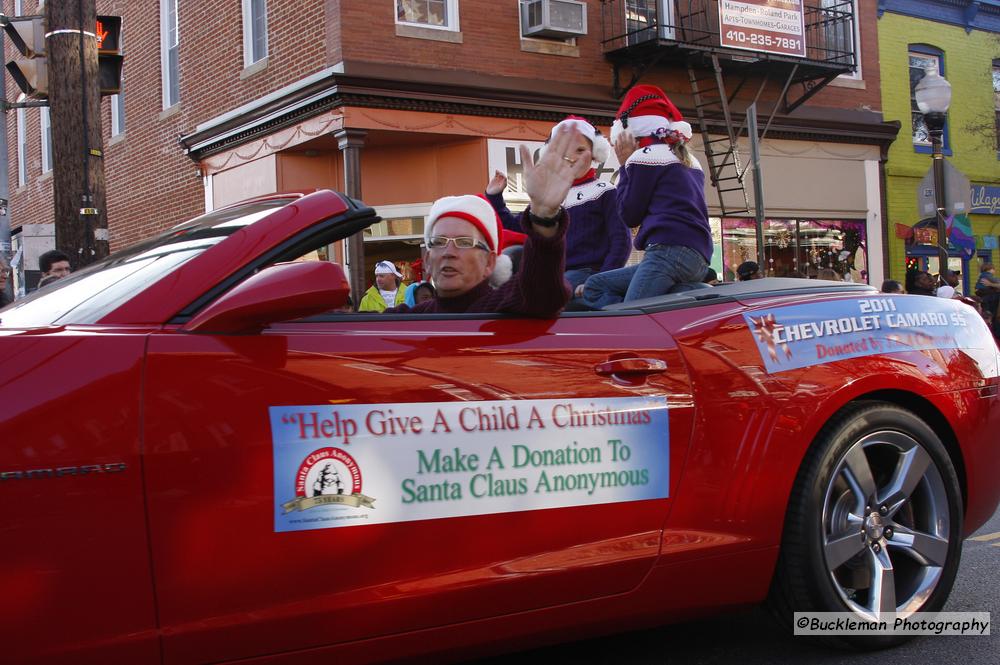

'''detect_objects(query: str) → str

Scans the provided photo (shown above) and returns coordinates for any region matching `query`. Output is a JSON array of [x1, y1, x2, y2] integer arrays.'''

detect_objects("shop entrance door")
[[904, 248, 991, 295]]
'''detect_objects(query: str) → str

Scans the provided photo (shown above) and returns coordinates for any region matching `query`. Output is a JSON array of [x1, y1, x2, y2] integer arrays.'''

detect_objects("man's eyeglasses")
[[426, 236, 489, 251]]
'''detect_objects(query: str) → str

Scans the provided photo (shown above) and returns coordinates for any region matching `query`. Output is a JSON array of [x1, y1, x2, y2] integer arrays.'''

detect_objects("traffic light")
[[4, 16, 47, 99], [96, 15, 123, 96]]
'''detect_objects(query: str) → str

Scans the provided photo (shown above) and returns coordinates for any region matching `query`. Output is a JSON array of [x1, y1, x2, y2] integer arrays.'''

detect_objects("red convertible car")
[[2, 190, 998, 664]]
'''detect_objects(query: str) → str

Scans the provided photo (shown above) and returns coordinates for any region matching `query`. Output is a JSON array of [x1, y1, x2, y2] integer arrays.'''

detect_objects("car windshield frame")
[[0, 198, 294, 328]]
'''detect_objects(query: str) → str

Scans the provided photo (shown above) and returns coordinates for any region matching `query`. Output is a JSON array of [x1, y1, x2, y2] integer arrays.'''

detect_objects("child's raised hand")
[[485, 171, 508, 195], [520, 125, 580, 221], [614, 130, 638, 165]]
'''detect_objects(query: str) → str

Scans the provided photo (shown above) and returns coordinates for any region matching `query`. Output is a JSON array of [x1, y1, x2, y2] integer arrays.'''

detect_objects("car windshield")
[[0, 198, 293, 328]]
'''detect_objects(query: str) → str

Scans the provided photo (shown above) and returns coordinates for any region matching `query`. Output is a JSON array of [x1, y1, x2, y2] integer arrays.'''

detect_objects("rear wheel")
[[769, 402, 963, 648]]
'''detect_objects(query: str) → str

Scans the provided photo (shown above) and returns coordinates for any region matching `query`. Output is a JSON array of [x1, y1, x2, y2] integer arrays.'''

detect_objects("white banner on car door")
[[270, 397, 670, 532]]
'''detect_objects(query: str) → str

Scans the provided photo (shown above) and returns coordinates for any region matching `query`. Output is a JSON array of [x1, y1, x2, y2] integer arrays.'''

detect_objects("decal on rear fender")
[[743, 296, 988, 374], [0, 463, 127, 481], [269, 397, 669, 532]]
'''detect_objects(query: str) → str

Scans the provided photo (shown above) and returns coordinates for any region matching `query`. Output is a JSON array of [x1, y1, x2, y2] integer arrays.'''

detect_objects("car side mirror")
[[183, 261, 349, 334]]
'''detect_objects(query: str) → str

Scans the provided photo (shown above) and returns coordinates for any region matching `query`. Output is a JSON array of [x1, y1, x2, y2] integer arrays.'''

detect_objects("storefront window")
[[364, 215, 426, 283], [364, 216, 425, 239], [721, 218, 868, 282], [903, 216, 988, 295]]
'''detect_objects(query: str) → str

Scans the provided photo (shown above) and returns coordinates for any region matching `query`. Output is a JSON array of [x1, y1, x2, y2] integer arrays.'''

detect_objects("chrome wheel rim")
[[822, 430, 950, 621]]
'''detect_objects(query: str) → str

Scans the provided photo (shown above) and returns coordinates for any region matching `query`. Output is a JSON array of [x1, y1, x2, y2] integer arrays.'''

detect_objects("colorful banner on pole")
[[719, 0, 806, 58], [270, 397, 670, 532], [947, 214, 976, 257], [744, 295, 988, 374]]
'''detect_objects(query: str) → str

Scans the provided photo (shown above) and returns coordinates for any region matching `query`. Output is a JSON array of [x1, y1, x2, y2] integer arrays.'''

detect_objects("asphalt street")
[[473, 505, 1000, 665]]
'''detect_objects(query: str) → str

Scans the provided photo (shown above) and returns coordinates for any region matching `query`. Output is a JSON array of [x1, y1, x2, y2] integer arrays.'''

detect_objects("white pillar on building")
[[203, 173, 215, 213], [864, 159, 884, 286]]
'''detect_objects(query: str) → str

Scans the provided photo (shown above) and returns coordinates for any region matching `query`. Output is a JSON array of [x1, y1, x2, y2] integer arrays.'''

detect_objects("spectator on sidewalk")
[[975, 262, 1000, 295], [359, 261, 407, 312], [975, 263, 1000, 323], [906, 270, 936, 296], [38, 250, 72, 283], [412, 282, 436, 304], [0, 265, 10, 307], [936, 269, 961, 298], [737, 261, 762, 281], [880, 279, 904, 294]]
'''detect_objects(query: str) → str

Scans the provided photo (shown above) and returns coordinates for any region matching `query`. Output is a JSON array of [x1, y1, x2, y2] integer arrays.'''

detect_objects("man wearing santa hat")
[[484, 116, 630, 294], [581, 84, 712, 308], [386, 126, 579, 316]]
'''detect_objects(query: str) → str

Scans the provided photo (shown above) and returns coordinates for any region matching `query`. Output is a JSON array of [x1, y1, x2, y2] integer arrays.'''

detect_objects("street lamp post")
[[914, 68, 952, 277]]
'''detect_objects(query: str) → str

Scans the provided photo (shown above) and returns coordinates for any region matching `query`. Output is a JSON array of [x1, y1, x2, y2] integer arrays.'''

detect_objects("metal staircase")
[[672, 0, 712, 45], [602, 0, 860, 218], [686, 54, 751, 217]]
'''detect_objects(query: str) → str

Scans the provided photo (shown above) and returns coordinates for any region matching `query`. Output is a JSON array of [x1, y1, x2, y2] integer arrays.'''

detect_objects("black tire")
[[768, 401, 964, 650]]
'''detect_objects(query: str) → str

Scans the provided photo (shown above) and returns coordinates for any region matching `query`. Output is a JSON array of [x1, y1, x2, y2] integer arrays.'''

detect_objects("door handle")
[[595, 358, 668, 377]]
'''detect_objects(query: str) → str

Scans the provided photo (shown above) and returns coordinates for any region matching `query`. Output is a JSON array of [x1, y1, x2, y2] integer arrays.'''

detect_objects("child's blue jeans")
[[582, 244, 708, 309]]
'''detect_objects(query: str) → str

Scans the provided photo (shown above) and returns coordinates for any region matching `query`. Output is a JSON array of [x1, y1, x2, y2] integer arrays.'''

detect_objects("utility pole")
[[747, 104, 766, 270], [46, 0, 108, 268], [0, 46, 12, 301]]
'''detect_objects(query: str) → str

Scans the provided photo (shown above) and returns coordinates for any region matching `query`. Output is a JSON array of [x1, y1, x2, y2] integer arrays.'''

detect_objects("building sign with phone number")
[[719, 0, 806, 58]]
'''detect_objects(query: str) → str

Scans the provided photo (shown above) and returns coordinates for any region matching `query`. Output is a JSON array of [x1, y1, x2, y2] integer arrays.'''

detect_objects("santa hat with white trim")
[[425, 194, 513, 286], [539, 116, 611, 164], [610, 84, 693, 145]]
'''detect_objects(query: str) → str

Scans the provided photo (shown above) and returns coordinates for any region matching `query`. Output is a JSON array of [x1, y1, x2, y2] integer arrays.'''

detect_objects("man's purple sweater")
[[486, 177, 630, 272], [617, 144, 712, 262], [387, 210, 570, 317]]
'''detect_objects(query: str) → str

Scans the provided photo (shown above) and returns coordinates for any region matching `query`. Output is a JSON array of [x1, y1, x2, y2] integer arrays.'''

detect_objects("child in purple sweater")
[[485, 116, 631, 293], [582, 85, 711, 308]]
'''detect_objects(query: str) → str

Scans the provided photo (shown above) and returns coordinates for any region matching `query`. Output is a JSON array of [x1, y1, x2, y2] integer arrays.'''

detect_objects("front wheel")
[[769, 402, 964, 648]]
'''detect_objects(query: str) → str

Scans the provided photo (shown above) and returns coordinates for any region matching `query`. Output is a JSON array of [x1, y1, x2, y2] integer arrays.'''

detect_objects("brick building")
[[876, 0, 1000, 290], [5, 0, 897, 292]]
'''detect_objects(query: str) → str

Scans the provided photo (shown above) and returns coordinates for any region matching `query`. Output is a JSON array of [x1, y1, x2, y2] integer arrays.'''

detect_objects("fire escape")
[[600, 0, 857, 217]]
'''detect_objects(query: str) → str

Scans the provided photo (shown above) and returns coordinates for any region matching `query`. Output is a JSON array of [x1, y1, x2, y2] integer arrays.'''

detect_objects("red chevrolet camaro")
[[2, 191, 999, 664]]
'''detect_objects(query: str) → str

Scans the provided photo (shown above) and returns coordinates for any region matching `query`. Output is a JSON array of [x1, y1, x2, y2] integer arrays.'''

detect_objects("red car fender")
[[661, 298, 993, 576]]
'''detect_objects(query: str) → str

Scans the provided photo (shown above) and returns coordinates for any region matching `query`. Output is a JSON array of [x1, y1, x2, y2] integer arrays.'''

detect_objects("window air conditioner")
[[521, 0, 587, 39]]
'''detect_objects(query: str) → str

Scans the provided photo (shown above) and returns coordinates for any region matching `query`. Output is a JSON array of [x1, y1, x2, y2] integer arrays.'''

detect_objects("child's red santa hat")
[[540, 116, 611, 164], [611, 84, 693, 145], [425, 194, 513, 285]]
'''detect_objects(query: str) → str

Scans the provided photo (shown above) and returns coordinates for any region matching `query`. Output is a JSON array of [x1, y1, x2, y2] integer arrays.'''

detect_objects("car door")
[[0, 332, 159, 665], [142, 309, 696, 664]]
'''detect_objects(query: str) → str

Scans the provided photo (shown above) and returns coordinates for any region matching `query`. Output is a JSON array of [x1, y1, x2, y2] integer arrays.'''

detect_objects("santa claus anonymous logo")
[[281, 447, 375, 513]]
